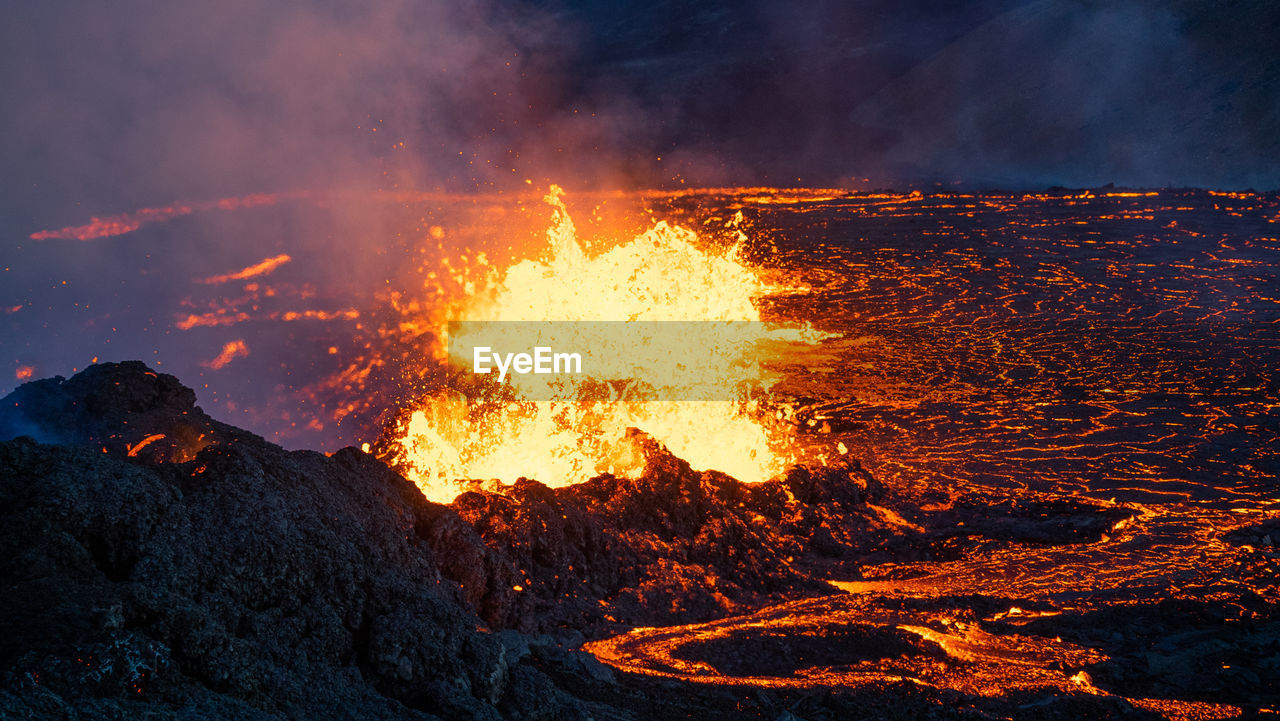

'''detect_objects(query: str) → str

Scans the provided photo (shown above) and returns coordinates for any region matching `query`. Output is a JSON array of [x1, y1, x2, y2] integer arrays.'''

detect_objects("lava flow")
[[7, 185, 1278, 718], [585, 498, 1265, 719]]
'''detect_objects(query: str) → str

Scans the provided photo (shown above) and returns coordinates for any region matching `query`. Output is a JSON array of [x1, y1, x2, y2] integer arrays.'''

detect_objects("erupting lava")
[[390, 187, 820, 502], [8, 181, 1277, 718]]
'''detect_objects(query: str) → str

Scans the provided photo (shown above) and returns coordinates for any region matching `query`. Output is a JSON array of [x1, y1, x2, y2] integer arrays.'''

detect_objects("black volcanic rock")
[[0, 360, 239, 463], [1, 361, 1201, 720], [0, 363, 589, 721], [447, 478, 632, 635], [447, 429, 885, 632]]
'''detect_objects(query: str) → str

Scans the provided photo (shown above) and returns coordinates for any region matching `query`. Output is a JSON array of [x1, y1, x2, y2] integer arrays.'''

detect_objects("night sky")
[[4, 0, 1279, 233]]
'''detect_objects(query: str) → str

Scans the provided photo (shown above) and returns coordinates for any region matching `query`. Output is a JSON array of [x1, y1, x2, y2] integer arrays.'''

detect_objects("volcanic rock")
[[0, 363, 587, 721], [446, 428, 885, 632], [0, 360, 240, 463], [6, 361, 1229, 720], [0, 362, 908, 719]]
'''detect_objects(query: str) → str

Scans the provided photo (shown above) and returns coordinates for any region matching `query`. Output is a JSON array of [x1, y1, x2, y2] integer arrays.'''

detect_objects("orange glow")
[[15, 365, 35, 381], [29, 193, 294, 241], [585, 495, 1260, 717], [203, 340, 249, 370], [391, 186, 821, 502], [27, 189, 536, 242], [15, 185, 1269, 717], [126, 433, 167, 457], [177, 311, 251, 330], [200, 254, 292, 284], [176, 308, 358, 330]]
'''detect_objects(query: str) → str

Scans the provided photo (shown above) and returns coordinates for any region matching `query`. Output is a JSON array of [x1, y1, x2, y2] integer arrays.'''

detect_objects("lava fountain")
[[387, 187, 824, 502]]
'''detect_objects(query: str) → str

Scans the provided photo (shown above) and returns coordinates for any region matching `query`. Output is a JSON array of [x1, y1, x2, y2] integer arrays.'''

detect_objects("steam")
[[848, 0, 1280, 189], [6, 0, 1272, 227], [2, 0, 573, 227], [3, 0, 1276, 450], [0, 0, 600, 431]]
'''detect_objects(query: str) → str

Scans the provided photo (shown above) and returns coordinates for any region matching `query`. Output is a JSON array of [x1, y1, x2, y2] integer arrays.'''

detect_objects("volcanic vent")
[[376, 186, 831, 502], [4, 187, 1278, 721]]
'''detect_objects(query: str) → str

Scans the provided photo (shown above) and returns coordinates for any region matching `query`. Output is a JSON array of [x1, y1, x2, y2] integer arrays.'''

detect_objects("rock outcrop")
[[0, 362, 902, 720], [6, 361, 1250, 720], [439, 428, 886, 634], [0, 364, 589, 720], [0, 361, 237, 463]]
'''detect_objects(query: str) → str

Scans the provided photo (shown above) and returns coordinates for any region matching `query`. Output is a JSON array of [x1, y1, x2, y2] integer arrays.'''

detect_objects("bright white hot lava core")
[[392, 187, 821, 502]]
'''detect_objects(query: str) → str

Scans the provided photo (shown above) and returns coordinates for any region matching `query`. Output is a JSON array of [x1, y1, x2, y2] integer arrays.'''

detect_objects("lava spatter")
[[389, 187, 824, 501]]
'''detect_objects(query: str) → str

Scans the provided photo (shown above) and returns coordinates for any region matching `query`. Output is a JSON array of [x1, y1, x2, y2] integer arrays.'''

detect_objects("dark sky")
[[5, 0, 1279, 238], [543, 0, 1280, 190]]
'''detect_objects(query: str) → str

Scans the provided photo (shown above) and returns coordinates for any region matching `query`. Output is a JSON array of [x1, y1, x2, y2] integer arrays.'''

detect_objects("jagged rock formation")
[[445, 429, 886, 633], [0, 363, 592, 720], [0, 361, 238, 462]]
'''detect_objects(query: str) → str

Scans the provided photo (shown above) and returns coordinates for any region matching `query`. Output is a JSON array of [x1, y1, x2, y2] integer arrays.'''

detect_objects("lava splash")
[[388, 187, 824, 502]]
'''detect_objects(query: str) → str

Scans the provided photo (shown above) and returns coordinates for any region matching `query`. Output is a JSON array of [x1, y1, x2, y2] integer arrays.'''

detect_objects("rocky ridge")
[[0, 362, 886, 720]]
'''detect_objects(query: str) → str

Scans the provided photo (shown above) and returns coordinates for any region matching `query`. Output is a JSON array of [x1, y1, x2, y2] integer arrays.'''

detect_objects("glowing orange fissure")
[[29, 193, 291, 241], [391, 186, 823, 503]]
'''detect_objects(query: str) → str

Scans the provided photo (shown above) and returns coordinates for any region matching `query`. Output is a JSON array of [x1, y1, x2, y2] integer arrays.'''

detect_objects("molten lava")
[[391, 187, 820, 502], [29, 193, 292, 241], [11, 185, 1278, 718], [200, 254, 292, 285], [202, 340, 250, 370]]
